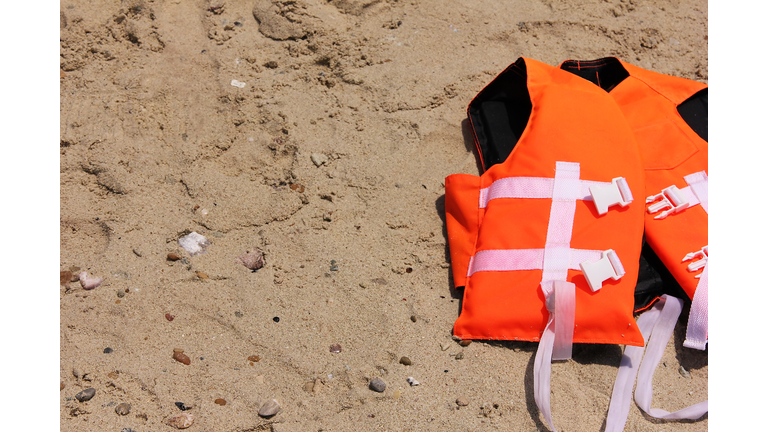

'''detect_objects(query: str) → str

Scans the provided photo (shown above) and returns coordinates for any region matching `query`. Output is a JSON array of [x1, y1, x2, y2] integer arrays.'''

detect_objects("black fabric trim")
[[634, 240, 689, 311], [560, 57, 629, 93], [677, 88, 708, 142], [467, 58, 532, 171]]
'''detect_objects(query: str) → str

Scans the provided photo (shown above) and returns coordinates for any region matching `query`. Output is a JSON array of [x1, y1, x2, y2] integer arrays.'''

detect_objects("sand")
[[59, 1, 708, 430]]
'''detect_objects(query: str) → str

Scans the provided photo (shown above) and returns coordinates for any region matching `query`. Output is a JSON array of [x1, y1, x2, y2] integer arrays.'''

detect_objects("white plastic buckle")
[[646, 185, 689, 220], [579, 249, 625, 292], [590, 177, 633, 215], [682, 245, 708, 278]]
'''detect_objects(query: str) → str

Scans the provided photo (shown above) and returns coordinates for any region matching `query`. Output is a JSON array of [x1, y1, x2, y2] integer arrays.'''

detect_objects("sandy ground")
[[57, 1, 708, 431]]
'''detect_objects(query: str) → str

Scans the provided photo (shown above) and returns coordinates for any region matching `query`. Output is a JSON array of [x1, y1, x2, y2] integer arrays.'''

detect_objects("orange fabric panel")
[[444, 174, 481, 288]]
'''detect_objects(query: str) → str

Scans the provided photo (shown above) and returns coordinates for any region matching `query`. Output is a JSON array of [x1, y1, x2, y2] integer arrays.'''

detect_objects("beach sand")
[[59, 1, 708, 430]]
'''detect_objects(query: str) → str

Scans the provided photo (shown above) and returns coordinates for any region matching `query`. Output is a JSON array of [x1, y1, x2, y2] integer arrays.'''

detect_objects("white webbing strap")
[[534, 280, 576, 432], [683, 263, 708, 350], [684, 171, 708, 214], [605, 295, 708, 431], [466, 248, 603, 277], [534, 162, 582, 431], [478, 170, 614, 209]]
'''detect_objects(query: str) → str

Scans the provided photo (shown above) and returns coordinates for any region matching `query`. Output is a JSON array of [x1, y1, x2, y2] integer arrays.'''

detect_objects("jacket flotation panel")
[[446, 57, 646, 347]]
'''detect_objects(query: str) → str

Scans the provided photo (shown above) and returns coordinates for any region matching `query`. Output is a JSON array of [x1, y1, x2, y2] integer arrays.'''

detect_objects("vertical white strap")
[[534, 280, 576, 432], [541, 162, 580, 296], [684, 263, 709, 350]]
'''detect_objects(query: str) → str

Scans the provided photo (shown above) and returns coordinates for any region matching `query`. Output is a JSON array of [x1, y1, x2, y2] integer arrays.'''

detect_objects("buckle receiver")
[[579, 249, 625, 292], [590, 177, 633, 215]]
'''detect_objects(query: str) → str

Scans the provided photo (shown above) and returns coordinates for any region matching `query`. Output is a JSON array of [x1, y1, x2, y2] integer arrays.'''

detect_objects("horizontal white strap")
[[479, 176, 612, 209], [467, 248, 603, 277]]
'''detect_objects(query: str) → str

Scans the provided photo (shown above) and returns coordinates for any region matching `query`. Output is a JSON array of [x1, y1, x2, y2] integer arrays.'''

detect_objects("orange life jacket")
[[446, 57, 646, 347], [445, 57, 708, 431]]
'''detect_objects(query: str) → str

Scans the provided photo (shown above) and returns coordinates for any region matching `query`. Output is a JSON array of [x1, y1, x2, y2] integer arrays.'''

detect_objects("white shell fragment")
[[406, 376, 420, 386], [178, 232, 211, 256], [230, 79, 246, 88], [79, 272, 103, 290]]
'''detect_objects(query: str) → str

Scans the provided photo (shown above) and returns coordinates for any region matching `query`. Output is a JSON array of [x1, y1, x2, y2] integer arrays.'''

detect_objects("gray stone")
[[311, 153, 328, 167], [456, 396, 469, 407], [369, 377, 386, 393], [75, 387, 96, 402], [258, 399, 281, 417]]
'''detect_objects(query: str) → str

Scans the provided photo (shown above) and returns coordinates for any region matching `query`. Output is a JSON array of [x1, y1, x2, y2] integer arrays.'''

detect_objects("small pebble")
[[393, 389, 401, 399], [175, 401, 192, 411], [178, 232, 210, 256], [167, 253, 182, 261], [440, 342, 450, 351], [60, 270, 73, 285], [679, 365, 691, 379], [258, 399, 280, 417], [173, 350, 191, 365], [273, 317, 280, 323], [115, 402, 131, 416], [410, 315, 417, 322], [235, 311, 243, 318], [459, 339, 472, 347], [456, 396, 469, 407], [167, 412, 194, 429], [237, 248, 265, 271], [195, 271, 209, 280], [60, 381, 65, 391], [303, 381, 314, 392], [214, 398, 226, 406], [117, 289, 125, 298], [312, 378, 323, 394], [104, 347, 113, 354], [75, 388, 96, 402], [248, 355, 260, 362], [455, 352, 464, 360], [330, 344, 342, 353], [166, 313, 175, 321], [311, 153, 328, 167], [407, 377, 420, 386], [369, 377, 386, 393], [399, 356, 412, 366]]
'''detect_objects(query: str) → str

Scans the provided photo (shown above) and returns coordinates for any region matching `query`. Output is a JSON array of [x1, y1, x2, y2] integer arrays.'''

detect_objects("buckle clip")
[[646, 185, 689, 219], [579, 249, 625, 292], [682, 245, 708, 278], [589, 177, 633, 215]]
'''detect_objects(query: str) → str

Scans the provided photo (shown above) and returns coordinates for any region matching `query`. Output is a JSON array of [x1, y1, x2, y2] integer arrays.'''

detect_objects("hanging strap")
[[683, 263, 708, 350], [534, 280, 576, 432], [605, 295, 708, 431]]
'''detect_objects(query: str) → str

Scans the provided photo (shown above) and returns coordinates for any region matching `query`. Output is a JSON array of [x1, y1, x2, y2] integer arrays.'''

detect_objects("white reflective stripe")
[[466, 248, 603, 277], [684, 263, 708, 350], [684, 171, 708, 214], [478, 174, 613, 208]]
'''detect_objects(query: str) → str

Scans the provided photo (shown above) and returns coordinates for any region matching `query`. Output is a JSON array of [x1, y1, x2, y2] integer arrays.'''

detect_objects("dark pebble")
[[167, 253, 182, 261], [165, 313, 175, 321], [273, 317, 280, 323], [214, 398, 226, 406], [369, 377, 386, 393], [410, 315, 417, 322], [175, 401, 191, 411], [104, 347, 113, 354], [399, 356, 412, 366], [330, 344, 342, 353], [75, 387, 96, 402]]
